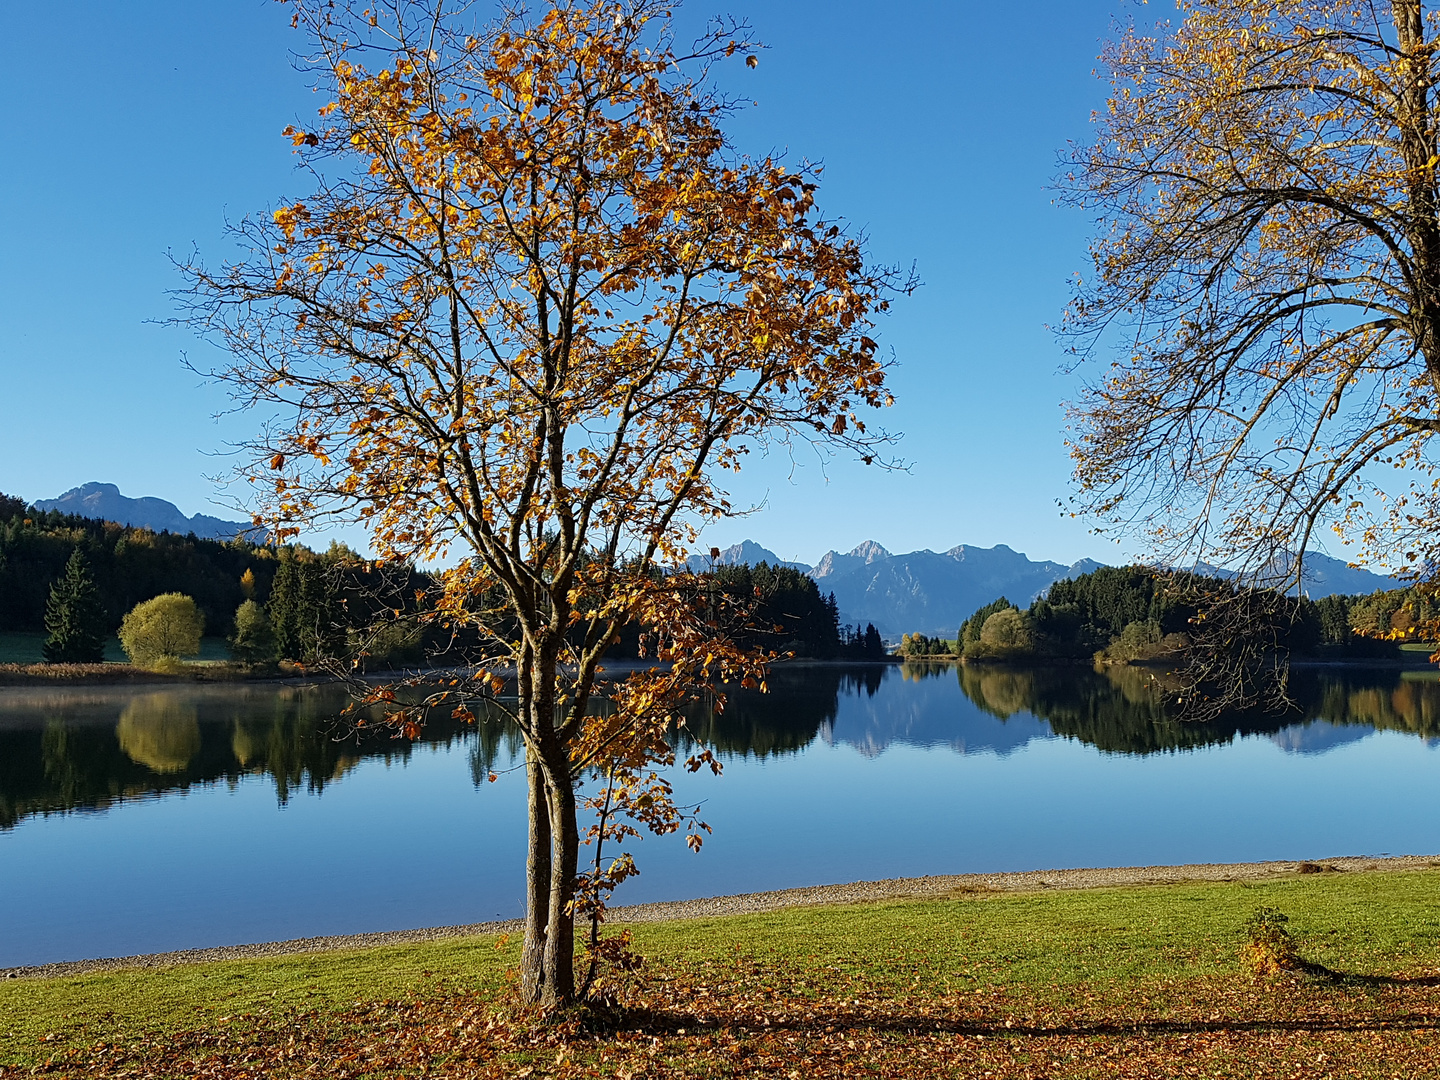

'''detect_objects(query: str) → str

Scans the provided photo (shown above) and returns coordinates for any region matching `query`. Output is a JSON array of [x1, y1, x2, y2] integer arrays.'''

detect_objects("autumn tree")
[[181, 0, 906, 1007], [1062, 0, 1440, 706], [1064, 2, 1440, 583]]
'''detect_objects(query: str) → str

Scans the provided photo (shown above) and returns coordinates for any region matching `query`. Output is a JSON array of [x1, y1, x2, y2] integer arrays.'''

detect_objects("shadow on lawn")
[[594, 1006, 1440, 1039], [583, 970, 1440, 1041]]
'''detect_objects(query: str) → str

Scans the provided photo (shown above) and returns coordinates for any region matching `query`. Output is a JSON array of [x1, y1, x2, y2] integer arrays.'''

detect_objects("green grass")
[[0, 939, 515, 1065], [635, 869, 1440, 997], [1, 938, 514, 1065], [4, 868, 1440, 1067], [0, 632, 233, 665]]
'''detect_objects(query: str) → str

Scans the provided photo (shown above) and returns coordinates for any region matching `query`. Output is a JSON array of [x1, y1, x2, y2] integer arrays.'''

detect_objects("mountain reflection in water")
[[2, 662, 1438, 831]]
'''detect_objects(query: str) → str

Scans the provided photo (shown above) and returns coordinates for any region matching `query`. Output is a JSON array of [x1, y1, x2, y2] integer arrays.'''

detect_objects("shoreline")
[[0, 656, 902, 690], [6, 853, 1437, 982], [0, 652, 1430, 689]]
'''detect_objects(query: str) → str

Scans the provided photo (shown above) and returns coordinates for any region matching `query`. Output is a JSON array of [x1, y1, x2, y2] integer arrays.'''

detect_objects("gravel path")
[[6, 854, 1436, 982]]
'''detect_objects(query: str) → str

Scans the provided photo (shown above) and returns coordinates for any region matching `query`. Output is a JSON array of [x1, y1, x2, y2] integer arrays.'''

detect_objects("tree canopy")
[[119, 594, 205, 667], [1063, 0, 1440, 590], [181, 0, 909, 1008]]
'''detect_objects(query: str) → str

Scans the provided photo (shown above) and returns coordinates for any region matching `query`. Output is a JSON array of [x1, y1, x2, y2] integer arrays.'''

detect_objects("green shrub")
[[981, 608, 1031, 648], [963, 608, 1035, 659], [959, 597, 1016, 647], [1242, 906, 1301, 976], [230, 599, 277, 663], [119, 594, 204, 666], [1096, 618, 1187, 663]]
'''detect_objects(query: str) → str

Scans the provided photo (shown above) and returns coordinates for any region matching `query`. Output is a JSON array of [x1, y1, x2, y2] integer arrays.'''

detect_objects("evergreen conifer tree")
[[863, 623, 884, 658], [297, 558, 337, 661], [267, 550, 301, 660], [265, 548, 343, 663], [43, 550, 108, 663]]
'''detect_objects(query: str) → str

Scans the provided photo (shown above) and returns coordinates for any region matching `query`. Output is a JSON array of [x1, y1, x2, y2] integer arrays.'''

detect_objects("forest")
[[0, 493, 885, 667], [941, 565, 1419, 663], [0, 493, 276, 637], [706, 563, 886, 661]]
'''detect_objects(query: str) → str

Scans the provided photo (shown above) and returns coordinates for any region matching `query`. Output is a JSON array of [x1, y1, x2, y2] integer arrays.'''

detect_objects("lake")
[[3, 661, 1439, 968]]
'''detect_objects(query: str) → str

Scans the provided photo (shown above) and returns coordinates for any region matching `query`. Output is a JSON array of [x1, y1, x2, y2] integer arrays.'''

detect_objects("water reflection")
[[3, 662, 1439, 831], [944, 661, 1440, 755], [116, 695, 201, 773], [685, 667, 885, 758], [0, 684, 479, 830]]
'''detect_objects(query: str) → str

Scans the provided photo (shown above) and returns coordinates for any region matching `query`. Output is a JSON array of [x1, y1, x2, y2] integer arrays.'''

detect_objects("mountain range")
[[705, 539, 1393, 638], [35, 483, 256, 541], [814, 541, 1102, 637], [688, 539, 812, 573], [31, 483, 1394, 635], [1195, 550, 1392, 600]]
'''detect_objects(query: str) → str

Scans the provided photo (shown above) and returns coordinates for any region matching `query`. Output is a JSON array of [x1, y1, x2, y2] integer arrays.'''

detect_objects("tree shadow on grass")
[[583, 973, 1440, 1042], [595, 1006, 1440, 1039]]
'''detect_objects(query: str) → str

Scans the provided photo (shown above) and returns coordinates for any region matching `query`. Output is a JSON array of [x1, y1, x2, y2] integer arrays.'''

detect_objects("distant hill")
[[685, 540, 811, 574], [810, 541, 1101, 637], [35, 483, 256, 541], [1290, 551, 1392, 595], [702, 539, 1392, 639]]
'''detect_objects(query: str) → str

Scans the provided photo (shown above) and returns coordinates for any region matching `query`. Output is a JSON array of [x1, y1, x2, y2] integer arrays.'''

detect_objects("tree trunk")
[[517, 648, 580, 1009], [541, 765, 579, 1006], [1392, 2, 1440, 388], [519, 748, 554, 1004], [517, 751, 580, 1007]]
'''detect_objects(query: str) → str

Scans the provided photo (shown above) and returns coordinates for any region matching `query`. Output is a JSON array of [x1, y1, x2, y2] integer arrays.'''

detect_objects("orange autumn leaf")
[[182, 0, 911, 1011]]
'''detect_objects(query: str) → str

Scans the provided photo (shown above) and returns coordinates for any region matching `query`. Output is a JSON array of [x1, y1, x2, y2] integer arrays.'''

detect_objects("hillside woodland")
[[0, 495, 885, 668], [0, 492, 275, 639], [0, 492, 439, 668], [919, 566, 1419, 663]]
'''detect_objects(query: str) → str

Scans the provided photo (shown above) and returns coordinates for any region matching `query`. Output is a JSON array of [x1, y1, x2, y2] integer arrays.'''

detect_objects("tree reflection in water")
[[2, 662, 1437, 830], [0, 685, 492, 830], [948, 661, 1440, 754], [116, 695, 201, 774], [679, 666, 885, 758]]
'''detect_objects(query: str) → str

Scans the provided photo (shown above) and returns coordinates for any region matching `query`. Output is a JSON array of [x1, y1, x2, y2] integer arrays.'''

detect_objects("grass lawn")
[[0, 633, 233, 666], [4, 869, 1440, 1077]]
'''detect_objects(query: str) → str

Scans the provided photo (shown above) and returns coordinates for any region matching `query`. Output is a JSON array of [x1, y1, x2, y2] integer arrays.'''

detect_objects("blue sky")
[[0, 0, 1143, 567]]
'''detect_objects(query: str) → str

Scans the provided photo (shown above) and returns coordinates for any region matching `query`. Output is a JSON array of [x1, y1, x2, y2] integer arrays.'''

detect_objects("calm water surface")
[[2, 662, 1438, 967]]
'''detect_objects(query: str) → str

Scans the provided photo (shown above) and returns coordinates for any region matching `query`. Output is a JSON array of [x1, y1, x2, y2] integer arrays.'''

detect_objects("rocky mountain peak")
[[849, 540, 891, 562], [35, 483, 254, 541]]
